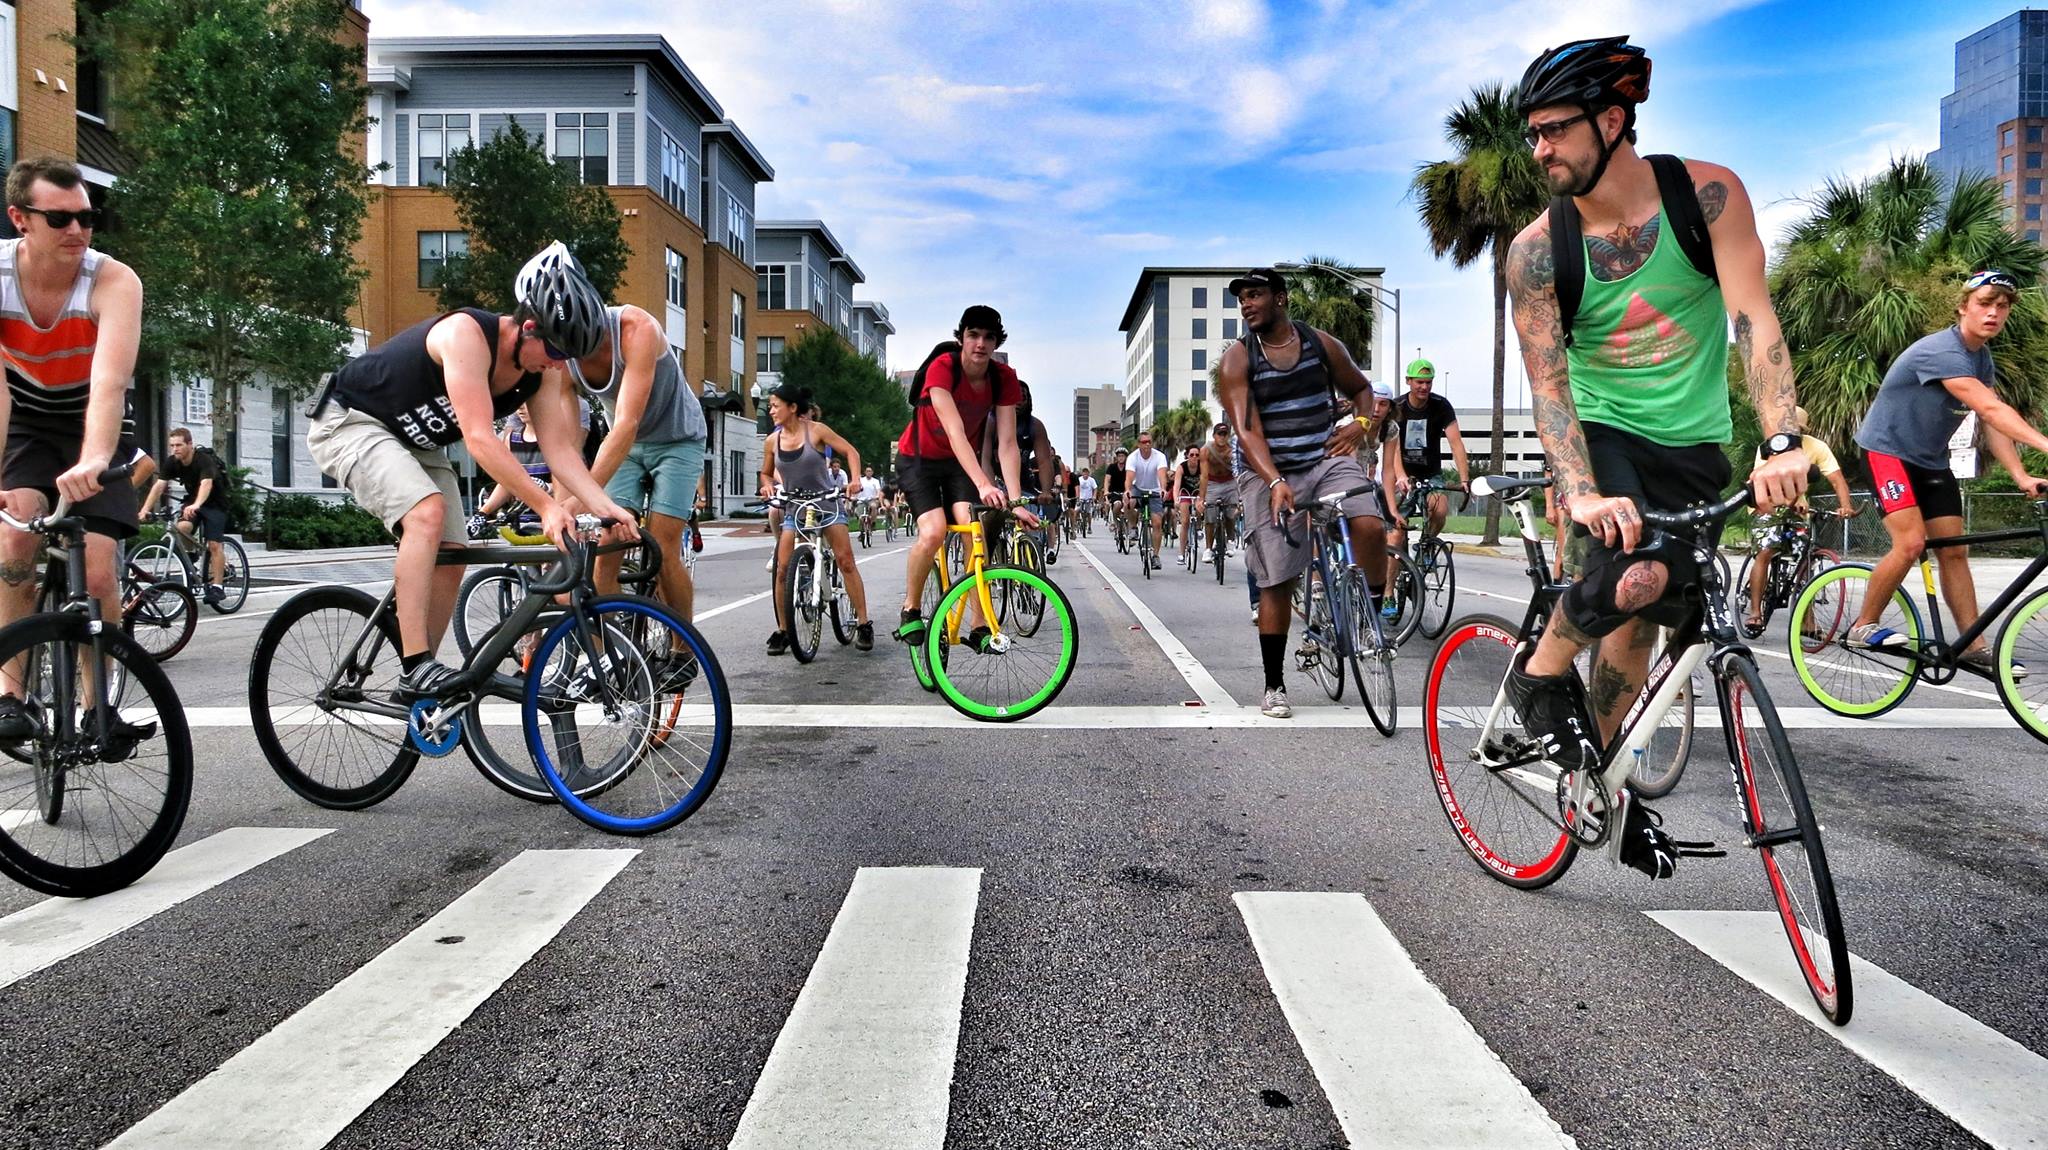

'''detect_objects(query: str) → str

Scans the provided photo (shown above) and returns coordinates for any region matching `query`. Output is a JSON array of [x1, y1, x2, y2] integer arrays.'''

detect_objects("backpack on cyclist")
[[904, 340, 964, 457], [190, 443, 238, 530], [1546, 154, 1717, 349]]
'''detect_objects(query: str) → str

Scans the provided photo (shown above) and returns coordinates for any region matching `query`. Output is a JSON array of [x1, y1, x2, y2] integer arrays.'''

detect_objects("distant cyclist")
[[1197, 422, 1238, 563], [1383, 357, 1471, 592], [1740, 406, 1857, 637], [1123, 431, 1168, 569]]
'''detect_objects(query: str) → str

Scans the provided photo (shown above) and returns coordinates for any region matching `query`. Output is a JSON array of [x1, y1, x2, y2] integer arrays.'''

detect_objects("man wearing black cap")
[[1216, 268, 1385, 719]]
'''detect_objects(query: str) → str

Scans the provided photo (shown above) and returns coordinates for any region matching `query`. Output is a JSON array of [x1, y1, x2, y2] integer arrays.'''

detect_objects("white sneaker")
[[1261, 687, 1293, 719]]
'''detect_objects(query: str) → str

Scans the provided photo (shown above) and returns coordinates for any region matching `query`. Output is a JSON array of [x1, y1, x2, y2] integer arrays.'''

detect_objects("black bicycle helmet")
[[1518, 36, 1651, 197], [514, 241, 607, 359]]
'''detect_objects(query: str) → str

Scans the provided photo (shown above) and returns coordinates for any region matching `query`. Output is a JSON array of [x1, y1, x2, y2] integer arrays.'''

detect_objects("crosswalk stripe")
[[1, 809, 32, 831], [1650, 910, 2048, 1150], [728, 866, 981, 1150], [0, 827, 334, 990], [1236, 892, 1575, 1149], [102, 848, 637, 1150]]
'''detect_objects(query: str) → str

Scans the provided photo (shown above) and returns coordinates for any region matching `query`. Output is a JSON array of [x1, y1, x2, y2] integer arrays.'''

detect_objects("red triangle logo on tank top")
[[1593, 291, 1698, 371]]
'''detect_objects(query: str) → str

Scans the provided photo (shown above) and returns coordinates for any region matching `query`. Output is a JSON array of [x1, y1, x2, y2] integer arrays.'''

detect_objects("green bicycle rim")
[[927, 569, 1076, 721], [1996, 588, 2048, 743], [1789, 565, 1917, 716]]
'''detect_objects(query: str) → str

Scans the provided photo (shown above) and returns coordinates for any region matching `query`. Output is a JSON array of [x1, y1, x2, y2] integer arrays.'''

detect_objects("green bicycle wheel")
[[927, 568, 1078, 722], [909, 562, 946, 692], [1787, 563, 1921, 718], [1995, 585, 2048, 745]]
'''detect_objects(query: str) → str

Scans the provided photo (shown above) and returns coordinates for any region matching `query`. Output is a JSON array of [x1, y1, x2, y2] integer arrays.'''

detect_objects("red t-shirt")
[[897, 354, 1023, 461]]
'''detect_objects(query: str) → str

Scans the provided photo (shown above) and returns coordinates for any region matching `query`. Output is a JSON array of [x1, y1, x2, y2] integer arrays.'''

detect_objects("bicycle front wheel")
[[928, 569, 1078, 721], [1385, 551, 1426, 646], [1720, 655, 1853, 1025], [524, 595, 732, 835], [249, 586, 418, 810], [0, 615, 192, 898], [1417, 538, 1456, 640], [1787, 563, 1921, 717], [1303, 572, 1343, 701], [1993, 585, 2048, 745], [1347, 570, 1396, 737], [1008, 534, 1047, 638], [124, 579, 198, 662], [784, 547, 823, 663], [1424, 615, 1577, 889]]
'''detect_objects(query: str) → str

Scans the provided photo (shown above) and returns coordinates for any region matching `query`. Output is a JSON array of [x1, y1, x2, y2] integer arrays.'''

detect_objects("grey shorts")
[[1238, 454, 1385, 589], [307, 406, 465, 545]]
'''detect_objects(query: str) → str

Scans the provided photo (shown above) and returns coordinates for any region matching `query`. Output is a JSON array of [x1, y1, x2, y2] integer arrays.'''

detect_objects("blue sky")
[[367, 0, 2022, 434]]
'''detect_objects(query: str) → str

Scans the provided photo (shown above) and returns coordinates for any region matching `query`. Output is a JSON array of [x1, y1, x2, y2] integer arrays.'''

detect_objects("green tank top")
[[1565, 206, 1731, 447]]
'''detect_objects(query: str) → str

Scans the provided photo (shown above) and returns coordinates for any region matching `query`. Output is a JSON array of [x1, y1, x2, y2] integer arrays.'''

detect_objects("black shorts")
[[3, 426, 140, 539], [182, 504, 229, 542], [897, 455, 978, 519], [1564, 422, 1732, 631]]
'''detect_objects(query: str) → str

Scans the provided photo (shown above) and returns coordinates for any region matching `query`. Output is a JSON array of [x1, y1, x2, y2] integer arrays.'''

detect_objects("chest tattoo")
[[1586, 212, 1662, 282]]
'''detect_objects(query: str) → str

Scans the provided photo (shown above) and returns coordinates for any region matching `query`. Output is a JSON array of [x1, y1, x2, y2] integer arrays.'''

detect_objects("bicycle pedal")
[[1673, 839, 1726, 859]]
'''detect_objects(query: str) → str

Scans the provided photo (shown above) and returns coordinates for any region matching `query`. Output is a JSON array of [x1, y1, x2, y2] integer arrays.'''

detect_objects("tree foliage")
[[1149, 396, 1214, 459], [88, 0, 371, 460], [1769, 158, 2048, 453], [1286, 255, 1377, 366], [434, 122, 630, 313], [777, 328, 910, 480]]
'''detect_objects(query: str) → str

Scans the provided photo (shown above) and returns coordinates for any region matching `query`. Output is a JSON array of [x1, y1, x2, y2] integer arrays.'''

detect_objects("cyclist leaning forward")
[[307, 243, 636, 698], [1502, 36, 1807, 877], [760, 382, 871, 654], [1847, 269, 2048, 667], [892, 305, 1038, 649], [0, 157, 146, 739], [1215, 267, 1383, 720], [517, 243, 711, 630]]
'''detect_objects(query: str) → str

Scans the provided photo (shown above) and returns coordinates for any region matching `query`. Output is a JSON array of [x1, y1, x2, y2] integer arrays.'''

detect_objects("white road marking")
[[0, 809, 32, 831], [728, 866, 980, 1150], [1651, 910, 2048, 1150], [695, 546, 906, 623], [103, 848, 635, 1150], [1237, 891, 1576, 1149], [1074, 541, 1237, 708], [0, 827, 333, 989]]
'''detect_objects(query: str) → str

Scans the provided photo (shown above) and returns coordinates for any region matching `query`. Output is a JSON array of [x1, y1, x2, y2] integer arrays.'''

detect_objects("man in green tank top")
[[1500, 36, 1810, 879]]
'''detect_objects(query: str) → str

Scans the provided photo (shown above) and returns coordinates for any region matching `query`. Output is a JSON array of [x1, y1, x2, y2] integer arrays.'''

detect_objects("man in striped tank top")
[[1216, 268, 1385, 719], [0, 158, 145, 739]]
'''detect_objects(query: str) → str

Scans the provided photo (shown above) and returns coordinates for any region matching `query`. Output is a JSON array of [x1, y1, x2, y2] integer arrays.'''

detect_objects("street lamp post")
[[1275, 261, 1400, 383]]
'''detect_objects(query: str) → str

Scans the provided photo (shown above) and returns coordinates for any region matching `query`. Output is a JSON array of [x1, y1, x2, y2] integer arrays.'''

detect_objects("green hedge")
[[263, 493, 390, 550]]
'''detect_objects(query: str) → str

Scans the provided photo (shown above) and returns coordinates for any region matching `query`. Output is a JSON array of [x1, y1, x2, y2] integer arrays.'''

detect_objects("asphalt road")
[[2, 521, 2044, 1149]]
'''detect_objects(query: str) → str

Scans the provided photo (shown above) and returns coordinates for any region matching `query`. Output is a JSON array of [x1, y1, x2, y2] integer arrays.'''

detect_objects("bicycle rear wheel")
[[0, 615, 192, 898], [1007, 534, 1047, 638], [454, 565, 526, 660], [1787, 564, 1921, 717], [124, 580, 197, 662], [1424, 615, 1577, 889], [1302, 572, 1344, 701], [1720, 655, 1853, 1025], [1348, 570, 1396, 737], [928, 569, 1078, 721], [524, 595, 732, 835], [209, 537, 251, 613], [1417, 538, 1456, 640], [249, 586, 418, 810], [130, 541, 186, 589]]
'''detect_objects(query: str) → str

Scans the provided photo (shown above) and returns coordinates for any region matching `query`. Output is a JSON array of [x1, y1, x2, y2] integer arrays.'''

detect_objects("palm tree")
[[1411, 83, 1548, 544], [1771, 158, 2048, 457], [1150, 396, 1214, 459], [1287, 256, 1376, 366]]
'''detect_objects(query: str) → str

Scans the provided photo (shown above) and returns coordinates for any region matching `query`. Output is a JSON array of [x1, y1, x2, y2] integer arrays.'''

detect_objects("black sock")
[[401, 652, 427, 673], [1260, 632, 1286, 690]]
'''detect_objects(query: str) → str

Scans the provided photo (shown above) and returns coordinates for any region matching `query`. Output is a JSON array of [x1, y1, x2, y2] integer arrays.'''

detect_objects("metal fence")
[[1785, 490, 2042, 558]]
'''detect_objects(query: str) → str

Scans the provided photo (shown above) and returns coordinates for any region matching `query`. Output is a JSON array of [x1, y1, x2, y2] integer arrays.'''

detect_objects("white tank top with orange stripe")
[[0, 238, 107, 428]]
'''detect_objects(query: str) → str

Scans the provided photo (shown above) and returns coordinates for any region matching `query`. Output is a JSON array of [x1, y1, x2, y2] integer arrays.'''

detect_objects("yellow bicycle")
[[904, 505, 1078, 722]]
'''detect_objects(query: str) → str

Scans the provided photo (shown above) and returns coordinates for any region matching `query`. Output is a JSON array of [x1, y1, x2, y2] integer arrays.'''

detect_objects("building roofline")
[[758, 218, 847, 259], [853, 300, 893, 333], [1116, 264, 1387, 332], [703, 121, 775, 182], [368, 35, 724, 122]]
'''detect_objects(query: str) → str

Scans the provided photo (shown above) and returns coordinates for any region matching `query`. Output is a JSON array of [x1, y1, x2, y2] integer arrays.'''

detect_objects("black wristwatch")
[[1760, 433, 1801, 459]]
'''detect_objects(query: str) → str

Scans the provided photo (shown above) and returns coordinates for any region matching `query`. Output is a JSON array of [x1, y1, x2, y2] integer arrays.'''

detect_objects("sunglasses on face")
[[1522, 111, 1593, 147], [542, 340, 570, 361], [20, 206, 101, 230]]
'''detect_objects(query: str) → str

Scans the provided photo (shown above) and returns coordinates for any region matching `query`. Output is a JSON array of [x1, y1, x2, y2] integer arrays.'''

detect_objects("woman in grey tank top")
[[758, 383, 873, 654]]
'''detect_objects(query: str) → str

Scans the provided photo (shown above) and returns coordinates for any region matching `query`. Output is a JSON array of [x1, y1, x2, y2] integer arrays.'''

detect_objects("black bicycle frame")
[[1903, 506, 2048, 667]]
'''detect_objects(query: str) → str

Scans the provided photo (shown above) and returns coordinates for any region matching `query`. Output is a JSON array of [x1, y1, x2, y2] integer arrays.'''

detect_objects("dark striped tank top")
[[1244, 321, 1334, 473]]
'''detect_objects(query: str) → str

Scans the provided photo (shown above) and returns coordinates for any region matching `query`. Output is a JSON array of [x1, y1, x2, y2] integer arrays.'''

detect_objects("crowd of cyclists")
[[4, 31, 2047, 911]]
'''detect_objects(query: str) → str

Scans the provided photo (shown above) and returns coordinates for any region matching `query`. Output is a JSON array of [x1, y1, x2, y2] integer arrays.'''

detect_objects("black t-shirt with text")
[[1388, 393, 1459, 476]]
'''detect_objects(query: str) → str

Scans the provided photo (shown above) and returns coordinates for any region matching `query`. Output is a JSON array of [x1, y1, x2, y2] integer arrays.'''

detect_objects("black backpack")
[[1546, 154, 1718, 348], [193, 444, 233, 498], [905, 340, 964, 455]]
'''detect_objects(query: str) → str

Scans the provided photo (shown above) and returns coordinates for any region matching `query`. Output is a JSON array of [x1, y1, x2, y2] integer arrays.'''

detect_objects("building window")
[[184, 381, 211, 424], [272, 393, 292, 488], [418, 231, 467, 289], [2032, 230, 2043, 243], [2028, 203, 2041, 221], [2005, 154, 2017, 173], [730, 292, 746, 391], [757, 336, 785, 373], [2031, 153, 2043, 171], [1192, 378, 1207, 402], [757, 264, 789, 310], [1192, 287, 1208, 308], [1192, 318, 1207, 339], [1191, 348, 1206, 370], [552, 113, 610, 185], [1223, 318, 1239, 340], [2032, 126, 2045, 144], [2006, 127, 2018, 147], [723, 193, 752, 261], [728, 448, 746, 496], [838, 297, 851, 337], [659, 131, 699, 220], [417, 114, 471, 186], [666, 246, 686, 309], [810, 271, 829, 320], [2030, 179, 2043, 196]]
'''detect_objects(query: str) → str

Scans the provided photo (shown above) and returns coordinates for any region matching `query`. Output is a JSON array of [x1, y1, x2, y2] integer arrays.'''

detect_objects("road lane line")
[[1650, 910, 2048, 1150], [1073, 541, 1236, 708], [695, 546, 905, 623], [1237, 892, 1576, 1149], [103, 848, 635, 1150], [728, 866, 980, 1150], [0, 827, 333, 989]]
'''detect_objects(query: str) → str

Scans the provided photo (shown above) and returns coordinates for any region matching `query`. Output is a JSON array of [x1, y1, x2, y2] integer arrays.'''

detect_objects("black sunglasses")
[[1522, 111, 1593, 147], [19, 206, 102, 230]]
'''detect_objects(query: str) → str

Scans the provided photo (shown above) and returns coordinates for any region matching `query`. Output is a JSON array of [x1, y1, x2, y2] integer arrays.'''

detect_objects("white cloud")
[[1192, 0, 1265, 39]]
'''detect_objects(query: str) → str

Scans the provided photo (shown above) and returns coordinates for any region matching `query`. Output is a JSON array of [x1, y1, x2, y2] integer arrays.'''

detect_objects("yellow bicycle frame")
[[927, 519, 1004, 648]]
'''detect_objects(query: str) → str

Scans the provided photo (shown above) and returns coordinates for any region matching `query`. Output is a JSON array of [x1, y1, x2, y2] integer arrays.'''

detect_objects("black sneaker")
[[0, 695, 33, 740], [393, 659, 464, 702], [92, 709, 157, 762], [893, 609, 925, 643], [765, 631, 790, 657], [855, 621, 874, 651], [1503, 658, 1600, 772], [1618, 798, 1679, 879], [653, 652, 700, 693], [203, 584, 226, 605]]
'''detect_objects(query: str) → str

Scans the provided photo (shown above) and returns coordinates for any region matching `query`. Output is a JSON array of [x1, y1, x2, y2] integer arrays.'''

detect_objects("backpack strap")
[[1648, 154, 1718, 285], [1547, 195, 1585, 349]]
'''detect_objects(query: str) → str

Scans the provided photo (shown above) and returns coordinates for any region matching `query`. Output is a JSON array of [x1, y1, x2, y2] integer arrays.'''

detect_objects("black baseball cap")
[[1228, 267, 1287, 296]]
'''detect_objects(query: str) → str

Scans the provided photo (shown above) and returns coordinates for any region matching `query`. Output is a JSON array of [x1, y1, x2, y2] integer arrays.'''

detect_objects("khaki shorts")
[[307, 406, 465, 545], [1238, 454, 1385, 589]]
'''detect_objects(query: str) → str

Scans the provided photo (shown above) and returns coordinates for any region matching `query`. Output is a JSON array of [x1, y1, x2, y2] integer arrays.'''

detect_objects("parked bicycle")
[[1426, 474, 1851, 1025]]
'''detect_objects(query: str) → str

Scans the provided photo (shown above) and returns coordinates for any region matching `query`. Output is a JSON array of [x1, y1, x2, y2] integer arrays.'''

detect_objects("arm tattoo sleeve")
[[1508, 232, 1599, 503], [1734, 311, 1799, 435]]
